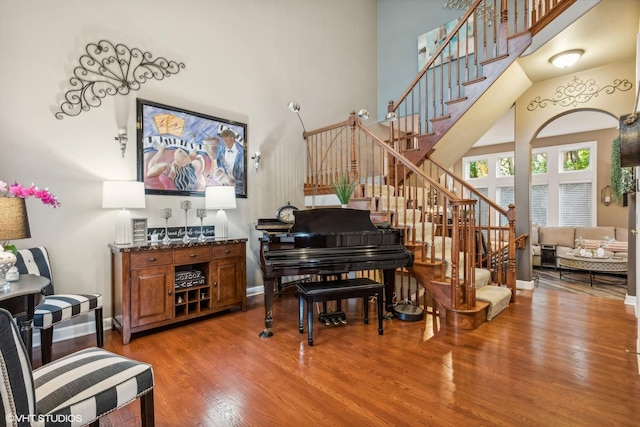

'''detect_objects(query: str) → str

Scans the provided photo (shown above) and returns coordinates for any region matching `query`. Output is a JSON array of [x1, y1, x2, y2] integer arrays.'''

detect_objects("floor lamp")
[[102, 181, 146, 245], [206, 186, 236, 239]]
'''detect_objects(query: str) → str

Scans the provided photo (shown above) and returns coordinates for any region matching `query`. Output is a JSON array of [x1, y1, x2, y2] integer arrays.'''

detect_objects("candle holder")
[[180, 200, 192, 243], [160, 208, 172, 245], [196, 209, 207, 242]]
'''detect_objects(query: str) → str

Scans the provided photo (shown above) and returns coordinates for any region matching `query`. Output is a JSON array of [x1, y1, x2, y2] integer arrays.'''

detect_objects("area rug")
[[533, 268, 627, 300]]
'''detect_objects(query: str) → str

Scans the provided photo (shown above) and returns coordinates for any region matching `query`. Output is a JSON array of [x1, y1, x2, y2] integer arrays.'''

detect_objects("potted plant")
[[610, 136, 635, 205], [330, 173, 358, 207]]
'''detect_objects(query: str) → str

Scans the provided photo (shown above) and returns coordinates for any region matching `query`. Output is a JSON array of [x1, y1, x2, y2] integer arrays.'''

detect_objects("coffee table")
[[557, 253, 627, 287]]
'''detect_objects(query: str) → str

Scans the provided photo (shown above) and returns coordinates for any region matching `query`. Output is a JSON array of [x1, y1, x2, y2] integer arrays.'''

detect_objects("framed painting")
[[417, 15, 475, 71], [136, 98, 248, 198]]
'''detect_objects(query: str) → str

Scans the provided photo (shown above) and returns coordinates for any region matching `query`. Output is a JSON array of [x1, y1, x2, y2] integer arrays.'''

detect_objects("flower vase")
[[0, 251, 17, 291]]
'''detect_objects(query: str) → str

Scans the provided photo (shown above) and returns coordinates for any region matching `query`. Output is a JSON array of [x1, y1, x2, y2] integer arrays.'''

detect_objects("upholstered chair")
[[0, 308, 154, 426], [14, 247, 103, 364]]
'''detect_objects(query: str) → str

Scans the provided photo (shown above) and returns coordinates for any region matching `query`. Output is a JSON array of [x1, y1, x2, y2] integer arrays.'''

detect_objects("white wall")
[[0, 0, 378, 325]]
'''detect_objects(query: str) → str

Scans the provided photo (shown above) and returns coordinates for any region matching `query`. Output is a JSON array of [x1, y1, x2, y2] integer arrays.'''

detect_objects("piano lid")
[[290, 208, 378, 234]]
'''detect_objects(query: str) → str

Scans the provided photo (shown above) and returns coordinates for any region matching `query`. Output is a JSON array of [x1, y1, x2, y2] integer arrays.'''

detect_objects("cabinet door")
[[131, 266, 174, 327], [211, 256, 243, 307]]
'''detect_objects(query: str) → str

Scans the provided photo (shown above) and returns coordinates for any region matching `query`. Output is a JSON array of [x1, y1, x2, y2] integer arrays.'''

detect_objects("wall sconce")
[[601, 185, 613, 206], [288, 101, 307, 137], [115, 128, 128, 158], [251, 152, 261, 171], [548, 49, 584, 69]]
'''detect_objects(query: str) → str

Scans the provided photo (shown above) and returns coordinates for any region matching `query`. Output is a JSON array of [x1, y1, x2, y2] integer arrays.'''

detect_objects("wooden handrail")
[[301, 0, 577, 316]]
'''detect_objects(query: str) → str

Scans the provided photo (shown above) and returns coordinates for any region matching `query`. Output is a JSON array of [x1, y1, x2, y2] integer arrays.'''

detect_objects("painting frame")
[[417, 15, 475, 71], [136, 98, 248, 198]]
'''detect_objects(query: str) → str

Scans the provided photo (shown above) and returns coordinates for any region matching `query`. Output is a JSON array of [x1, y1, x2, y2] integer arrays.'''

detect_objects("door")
[[628, 192, 636, 297], [210, 257, 243, 307], [131, 266, 174, 327]]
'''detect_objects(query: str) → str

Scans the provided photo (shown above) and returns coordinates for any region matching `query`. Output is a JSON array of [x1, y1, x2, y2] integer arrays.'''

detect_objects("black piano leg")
[[307, 296, 314, 346], [298, 293, 304, 334], [259, 279, 275, 338], [377, 292, 384, 335], [363, 297, 369, 324]]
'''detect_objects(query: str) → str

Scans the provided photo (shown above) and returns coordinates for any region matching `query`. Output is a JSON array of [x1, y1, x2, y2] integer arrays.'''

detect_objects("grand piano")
[[258, 207, 414, 338]]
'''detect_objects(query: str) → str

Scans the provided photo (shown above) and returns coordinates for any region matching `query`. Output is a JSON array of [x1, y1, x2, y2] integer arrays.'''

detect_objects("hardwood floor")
[[534, 266, 629, 300], [38, 287, 639, 426]]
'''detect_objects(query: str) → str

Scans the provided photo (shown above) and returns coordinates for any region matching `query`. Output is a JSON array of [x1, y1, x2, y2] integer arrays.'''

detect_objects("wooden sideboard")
[[110, 239, 247, 344]]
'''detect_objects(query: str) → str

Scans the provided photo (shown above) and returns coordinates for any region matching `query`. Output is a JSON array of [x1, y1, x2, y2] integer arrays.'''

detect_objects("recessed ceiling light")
[[549, 49, 584, 68]]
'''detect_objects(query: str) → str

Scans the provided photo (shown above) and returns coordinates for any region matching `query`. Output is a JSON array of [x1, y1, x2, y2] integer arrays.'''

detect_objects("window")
[[463, 141, 596, 227], [559, 182, 592, 226], [468, 159, 488, 178], [532, 152, 547, 174], [498, 156, 515, 177], [561, 147, 590, 171], [531, 184, 548, 226]]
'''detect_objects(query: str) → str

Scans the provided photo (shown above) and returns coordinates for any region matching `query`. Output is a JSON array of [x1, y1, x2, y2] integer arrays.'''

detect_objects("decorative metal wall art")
[[442, 0, 494, 23], [55, 40, 185, 119], [527, 77, 632, 111]]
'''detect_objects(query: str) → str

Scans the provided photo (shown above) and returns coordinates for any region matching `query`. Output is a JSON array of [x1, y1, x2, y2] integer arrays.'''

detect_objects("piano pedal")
[[318, 311, 346, 326]]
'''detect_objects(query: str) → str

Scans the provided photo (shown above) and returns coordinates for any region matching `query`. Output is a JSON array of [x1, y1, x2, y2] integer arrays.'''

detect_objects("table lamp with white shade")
[[102, 181, 146, 244], [205, 186, 236, 239]]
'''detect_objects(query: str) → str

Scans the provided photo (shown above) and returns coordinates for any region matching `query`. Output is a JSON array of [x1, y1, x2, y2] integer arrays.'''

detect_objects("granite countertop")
[[109, 237, 248, 252]]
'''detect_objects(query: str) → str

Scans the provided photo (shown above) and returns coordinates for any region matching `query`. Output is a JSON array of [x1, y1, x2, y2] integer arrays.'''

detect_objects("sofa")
[[531, 225, 628, 267]]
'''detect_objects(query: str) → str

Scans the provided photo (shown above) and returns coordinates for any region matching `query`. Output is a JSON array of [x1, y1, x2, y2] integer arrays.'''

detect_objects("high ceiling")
[[475, 0, 639, 146]]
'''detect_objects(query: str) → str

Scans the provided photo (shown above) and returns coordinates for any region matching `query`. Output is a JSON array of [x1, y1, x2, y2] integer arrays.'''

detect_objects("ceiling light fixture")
[[549, 49, 584, 69]]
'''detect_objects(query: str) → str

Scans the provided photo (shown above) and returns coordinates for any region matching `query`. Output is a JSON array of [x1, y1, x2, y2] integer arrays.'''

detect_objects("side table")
[[540, 244, 557, 269], [0, 274, 49, 363]]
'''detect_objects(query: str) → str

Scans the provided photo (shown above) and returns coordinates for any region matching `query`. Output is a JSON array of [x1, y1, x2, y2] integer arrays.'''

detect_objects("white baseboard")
[[34, 288, 267, 347], [32, 316, 111, 348], [624, 294, 637, 308], [517, 279, 535, 290], [247, 285, 264, 297]]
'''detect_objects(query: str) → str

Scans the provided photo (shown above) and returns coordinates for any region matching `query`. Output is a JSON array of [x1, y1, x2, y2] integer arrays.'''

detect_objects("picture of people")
[[138, 99, 247, 197], [417, 15, 475, 71]]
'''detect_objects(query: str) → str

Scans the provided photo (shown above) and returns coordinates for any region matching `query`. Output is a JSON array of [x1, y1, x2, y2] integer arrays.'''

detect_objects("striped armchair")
[[15, 247, 103, 365], [0, 307, 154, 426]]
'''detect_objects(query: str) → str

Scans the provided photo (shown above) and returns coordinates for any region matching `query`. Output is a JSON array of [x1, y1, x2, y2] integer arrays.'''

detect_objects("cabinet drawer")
[[175, 246, 211, 264], [131, 251, 174, 269], [211, 244, 243, 259]]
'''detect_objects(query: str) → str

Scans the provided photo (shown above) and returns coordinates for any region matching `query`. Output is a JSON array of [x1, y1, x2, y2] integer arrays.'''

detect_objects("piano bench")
[[297, 278, 384, 346]]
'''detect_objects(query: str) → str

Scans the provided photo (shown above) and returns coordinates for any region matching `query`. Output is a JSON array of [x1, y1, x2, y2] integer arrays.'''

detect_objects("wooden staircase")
[[302, 0, 576, 329]]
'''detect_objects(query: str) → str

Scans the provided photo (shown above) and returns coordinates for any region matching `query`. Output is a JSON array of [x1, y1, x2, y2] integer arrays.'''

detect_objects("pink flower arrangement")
[[0, 180, 61, 208]]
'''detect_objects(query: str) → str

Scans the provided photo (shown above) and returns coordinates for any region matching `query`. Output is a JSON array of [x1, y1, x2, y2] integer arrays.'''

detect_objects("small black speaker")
[[620, 113, 640, 167]]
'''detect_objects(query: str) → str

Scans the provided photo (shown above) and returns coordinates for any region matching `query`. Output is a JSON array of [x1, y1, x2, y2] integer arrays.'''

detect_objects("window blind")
[[559, 182, 592, 226], [531, 184, 548, 226]]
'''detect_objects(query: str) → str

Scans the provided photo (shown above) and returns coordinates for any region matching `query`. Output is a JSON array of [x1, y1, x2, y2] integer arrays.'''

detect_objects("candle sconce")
[[601, 185, 613, 206], [251, 152, 261, 171], [180, 201, 191, 243]]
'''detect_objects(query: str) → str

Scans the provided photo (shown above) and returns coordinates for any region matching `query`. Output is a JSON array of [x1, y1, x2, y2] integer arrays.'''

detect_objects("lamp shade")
[[0, 198, 31, 240], [102, 181, 145, 245], [102, 181, 146, 209], [205, 186, 237, 210]]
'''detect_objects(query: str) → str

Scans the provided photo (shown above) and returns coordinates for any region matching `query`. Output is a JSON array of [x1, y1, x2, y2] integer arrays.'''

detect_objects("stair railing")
[[303, 112, 515, 310], [300, 0, 575, 310], [386, 0, 575, 160]]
